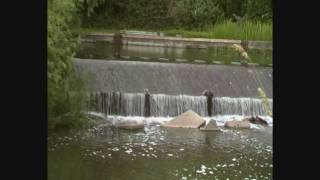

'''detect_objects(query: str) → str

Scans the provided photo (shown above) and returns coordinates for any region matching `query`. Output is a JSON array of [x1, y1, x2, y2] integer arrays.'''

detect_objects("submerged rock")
[[114, 120, 144, 130], [225, 119, 250, 129], [200, 119, 221, 131], [161, 110, 206, 128], [97, 122, 112, 128], [86, 112, 106, 122], [245, 116, 268, 126]]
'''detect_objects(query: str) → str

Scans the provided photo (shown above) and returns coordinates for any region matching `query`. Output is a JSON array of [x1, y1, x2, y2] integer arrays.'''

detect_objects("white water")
[[150, 94, 208, 117], [98, 114, 273, 129], [89, 92, 272, 117], [213, 97, 272, 116]]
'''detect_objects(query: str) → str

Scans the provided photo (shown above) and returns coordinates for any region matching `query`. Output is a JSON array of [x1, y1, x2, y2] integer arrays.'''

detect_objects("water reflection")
[[75, 42, 272, 65]]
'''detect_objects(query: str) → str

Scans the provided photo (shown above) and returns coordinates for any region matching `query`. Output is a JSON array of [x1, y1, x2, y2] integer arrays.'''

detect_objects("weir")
[[74, 58, 272, 98], [74, 58, 272, 118]]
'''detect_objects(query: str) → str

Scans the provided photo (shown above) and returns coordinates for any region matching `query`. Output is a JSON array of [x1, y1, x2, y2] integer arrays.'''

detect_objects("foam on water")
[[98, 114, 273, 129]]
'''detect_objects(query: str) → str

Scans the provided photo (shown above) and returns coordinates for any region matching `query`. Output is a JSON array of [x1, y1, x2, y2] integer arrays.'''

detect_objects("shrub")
[[48, 0, 88, 129]]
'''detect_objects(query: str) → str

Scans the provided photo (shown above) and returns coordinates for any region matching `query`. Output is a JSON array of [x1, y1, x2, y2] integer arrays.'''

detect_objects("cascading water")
[[88, 92, 272, 117], [150, 94, 208, 117], [120, 93, 145, 116], [213, 97, 273, 116]]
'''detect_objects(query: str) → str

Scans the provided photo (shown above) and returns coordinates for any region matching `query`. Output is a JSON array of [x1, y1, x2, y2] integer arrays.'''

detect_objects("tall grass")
[[164, 20, 272, 41]]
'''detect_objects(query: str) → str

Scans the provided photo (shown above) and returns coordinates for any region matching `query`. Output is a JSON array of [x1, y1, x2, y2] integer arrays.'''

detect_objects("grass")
[[77, 20, 272, 41], [163, 20, 272, 41]]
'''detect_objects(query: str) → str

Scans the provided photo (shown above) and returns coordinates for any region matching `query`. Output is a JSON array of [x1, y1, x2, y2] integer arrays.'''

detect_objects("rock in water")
[[245, 116, 268, 126], [161, 110, 206, 128], [225, 119, 250, 129], [97, 122, 112, 128], [114, 120, 144, 130], [200, 119, 221, 131]]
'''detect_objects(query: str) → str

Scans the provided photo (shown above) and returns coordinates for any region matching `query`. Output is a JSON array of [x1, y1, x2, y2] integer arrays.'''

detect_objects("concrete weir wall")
[[82, 33, 272, 50], [74, 58, 272, 98]]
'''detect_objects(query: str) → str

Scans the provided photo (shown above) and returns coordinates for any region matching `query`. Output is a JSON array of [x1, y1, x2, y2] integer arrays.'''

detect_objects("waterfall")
[[88, 92, 272, 117], [213, 97, 272, 116], [120, 93, 145, 116], [150, 94, 208, 117], [88, 92, 144, 116]]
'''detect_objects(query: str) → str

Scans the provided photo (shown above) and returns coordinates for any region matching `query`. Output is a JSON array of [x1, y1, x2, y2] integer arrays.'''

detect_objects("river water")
[[48, 42, 273, 179], [48, 120, 272, 180]]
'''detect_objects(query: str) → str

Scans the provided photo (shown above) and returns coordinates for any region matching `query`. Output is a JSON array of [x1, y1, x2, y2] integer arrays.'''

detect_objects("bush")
[[162, 20, 272, 41], [243, 0, 272, 21], [77, 0, 272, 29], [48, 0, 89, 129], [169, 0, 224, 29]]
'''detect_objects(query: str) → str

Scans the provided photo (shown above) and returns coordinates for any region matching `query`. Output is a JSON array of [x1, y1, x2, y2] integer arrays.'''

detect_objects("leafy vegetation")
[[48, 0, 89, 129], [231, 44, 272, 116], [74, 0, 272, 41], [76, 0, 272, 30], [162, 20, 272, 41]]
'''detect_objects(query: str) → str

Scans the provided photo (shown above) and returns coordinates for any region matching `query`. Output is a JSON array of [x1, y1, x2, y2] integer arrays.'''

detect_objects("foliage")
[[242, 0, 272, 21], [230, 42, 272, 116], [258, 88, 272, 116], [76, 0, 272, 29], [164, 0, 224, 29], [48, 0, 89, 129], [48, 0, 77, 89], [162, 20, 272, 41]]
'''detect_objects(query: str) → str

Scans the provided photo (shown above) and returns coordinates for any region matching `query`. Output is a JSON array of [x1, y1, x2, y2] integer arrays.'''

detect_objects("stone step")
[[194, 59, 206, 63], [248, 63, 259, 66], [121, 56, 130, 59], [175, 58, 188, 62], [159, 57, 169, 61], [123, 30, 158, 36], [231, 62, 241, 65], [140, 56, 150, 60], [212, 61, 223, 64]]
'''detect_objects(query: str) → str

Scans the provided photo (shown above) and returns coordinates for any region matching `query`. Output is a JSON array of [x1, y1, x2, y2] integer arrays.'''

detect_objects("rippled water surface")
[[48, 122, 272, 180]]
